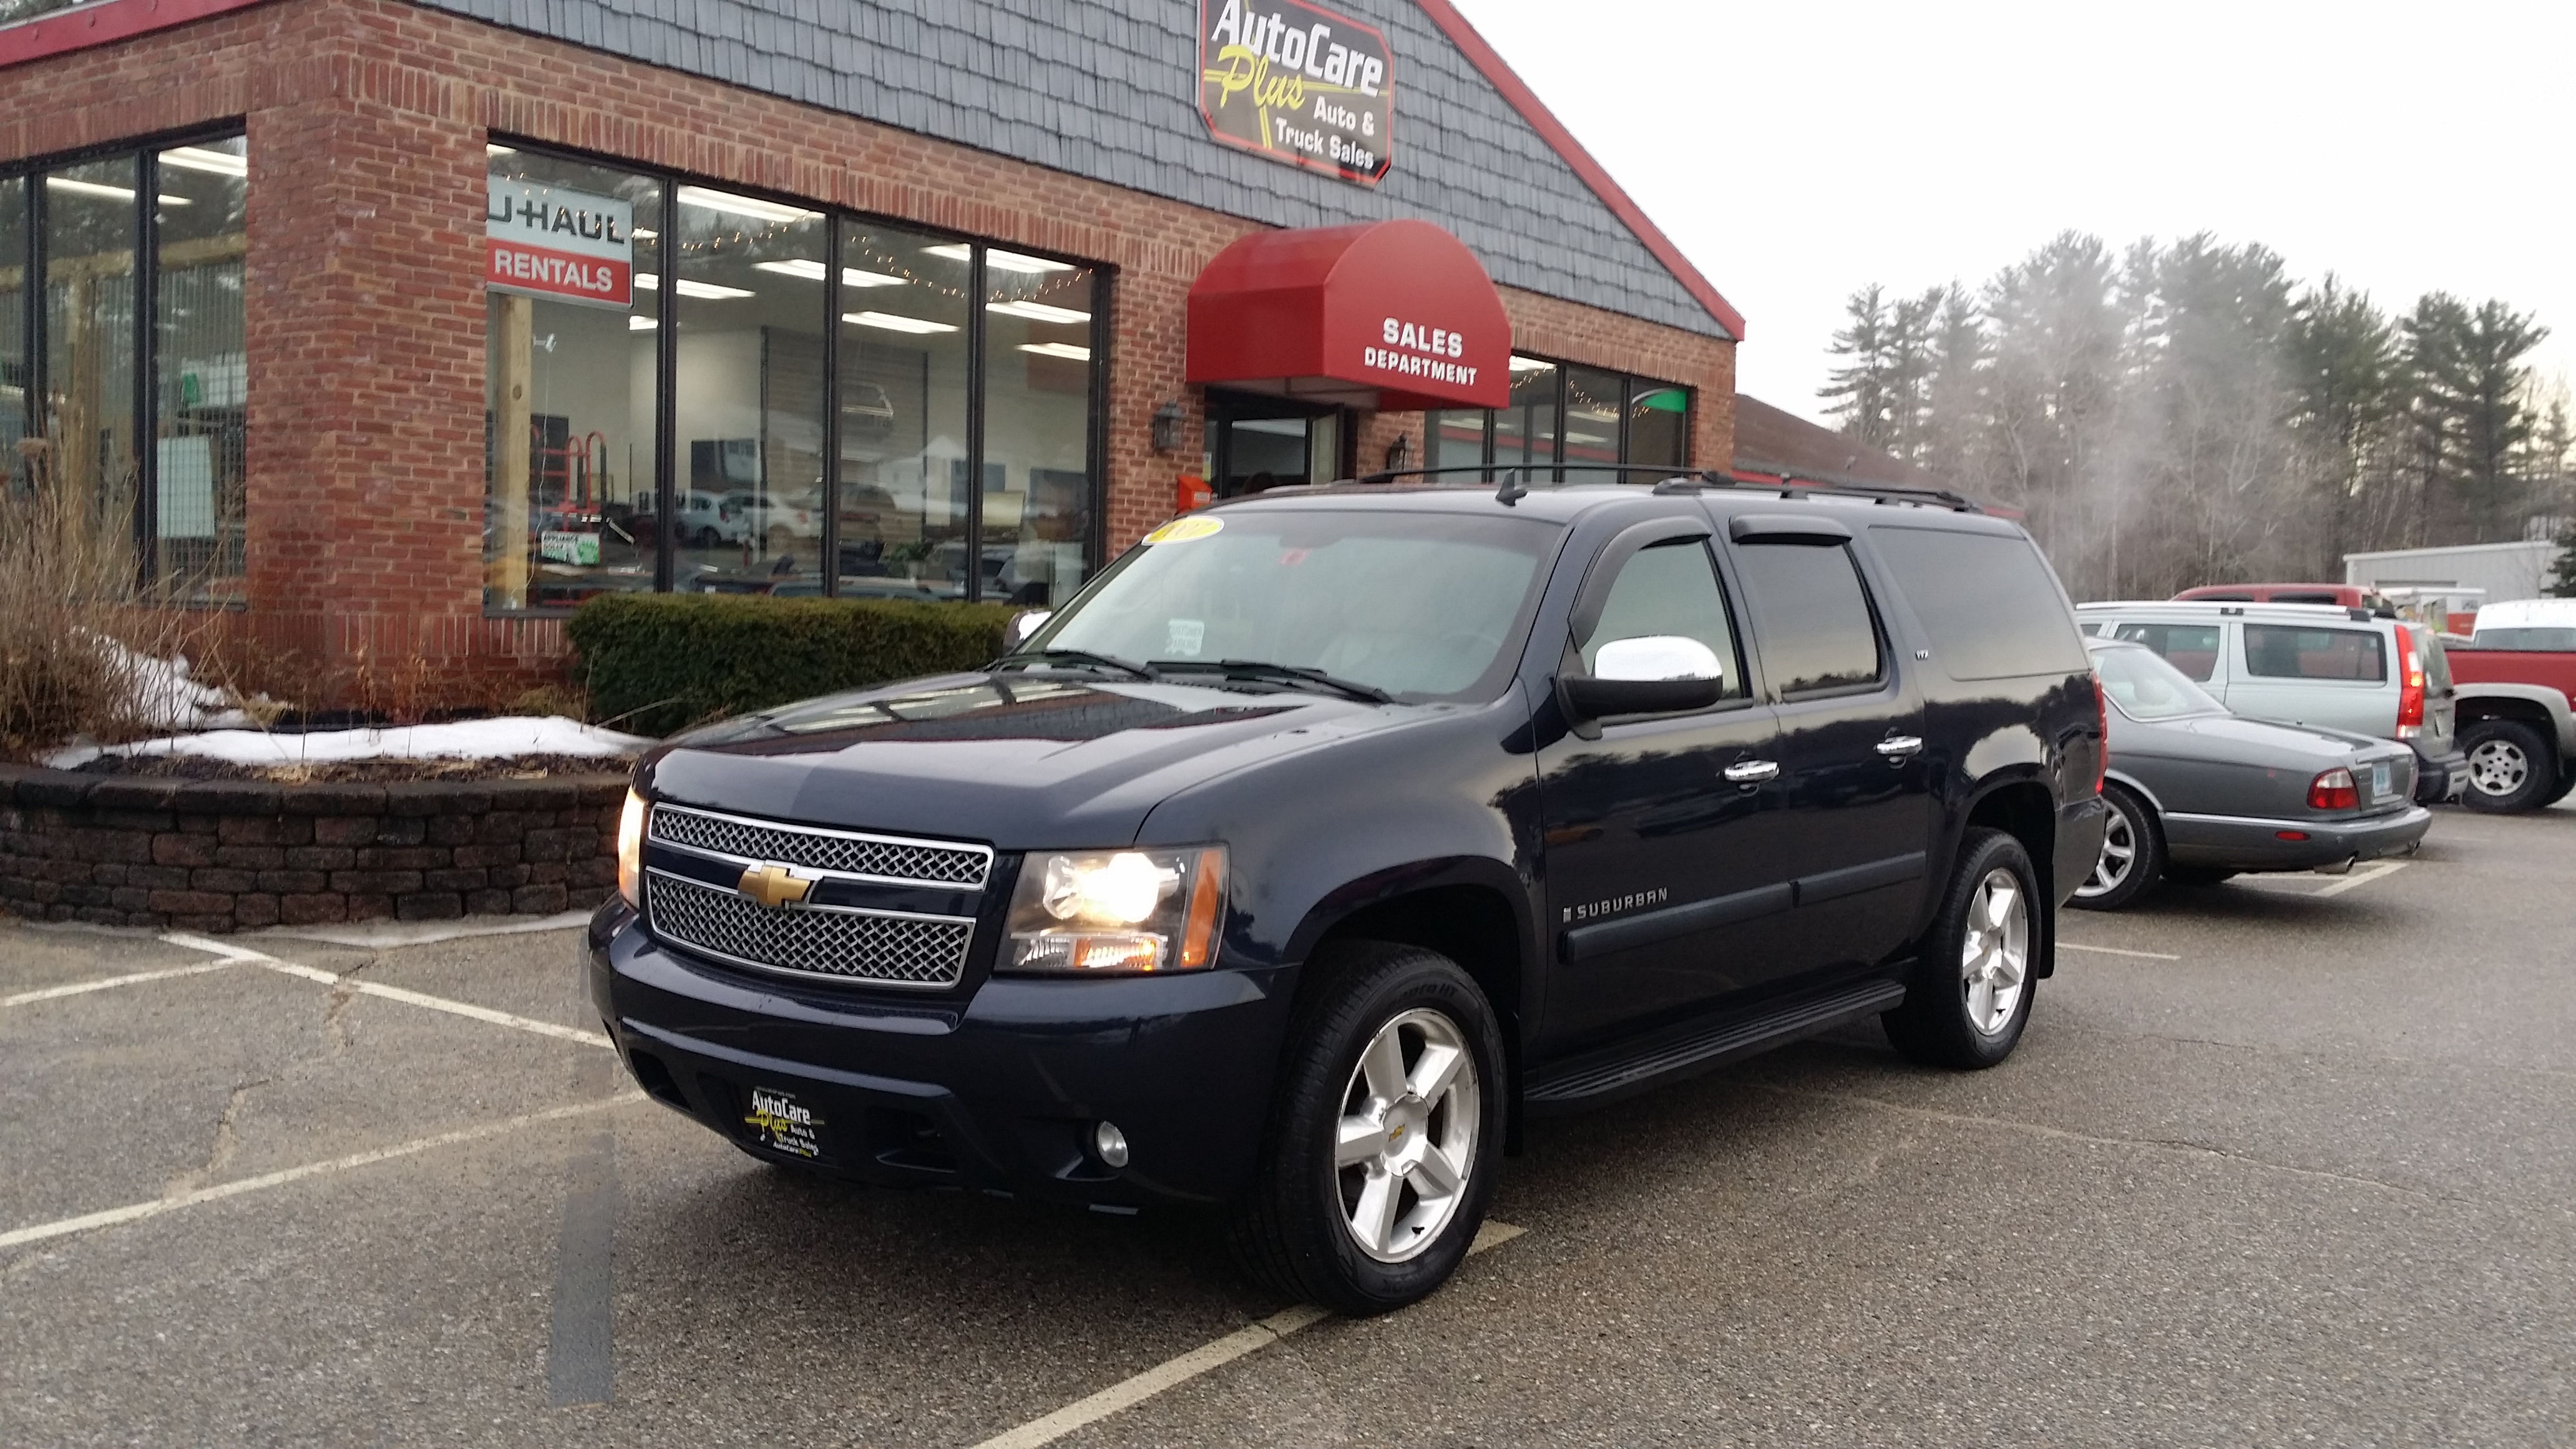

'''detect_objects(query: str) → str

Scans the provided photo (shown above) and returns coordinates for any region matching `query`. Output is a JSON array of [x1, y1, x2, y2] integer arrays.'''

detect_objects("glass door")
[[1203, 391, 1347, 498]]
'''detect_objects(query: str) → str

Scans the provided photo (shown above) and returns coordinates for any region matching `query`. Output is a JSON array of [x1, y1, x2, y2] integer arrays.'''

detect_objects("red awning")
[[1186, 220, 1511, 411]]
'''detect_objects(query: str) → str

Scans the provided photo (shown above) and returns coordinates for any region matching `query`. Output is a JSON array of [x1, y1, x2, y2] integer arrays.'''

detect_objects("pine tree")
[[1821, 285, 1897, 449], [2549, 527, 2576, 598]]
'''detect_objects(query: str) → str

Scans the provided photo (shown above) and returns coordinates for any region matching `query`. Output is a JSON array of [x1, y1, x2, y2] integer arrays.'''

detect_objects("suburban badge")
[[736, 862, 816, 909]]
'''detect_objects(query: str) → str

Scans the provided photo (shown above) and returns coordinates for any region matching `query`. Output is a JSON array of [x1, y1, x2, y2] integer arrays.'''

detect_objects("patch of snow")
[[95, 635, 251, 733], [45, 715, 651, 771]]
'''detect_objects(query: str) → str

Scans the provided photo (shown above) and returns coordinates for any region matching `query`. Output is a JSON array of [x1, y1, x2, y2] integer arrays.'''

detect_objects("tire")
[[2163, 866, 2238, 888], [1231, 940, 1504, 1316], [2542, 767, 2576, 809], [2458, 720, 2555, 813], [1883, 828, 2040, 1070], [693, 526, 721, 549], [2070, 783, 2160, 911]]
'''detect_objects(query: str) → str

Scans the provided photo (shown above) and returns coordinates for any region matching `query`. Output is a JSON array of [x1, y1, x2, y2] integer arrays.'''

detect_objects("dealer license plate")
[[2371, 761, 2393, 799], [742, 1085, 826, 1160]]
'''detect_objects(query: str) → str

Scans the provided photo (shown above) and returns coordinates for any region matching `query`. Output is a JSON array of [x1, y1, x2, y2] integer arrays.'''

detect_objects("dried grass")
[[0, 442, 218, 761]]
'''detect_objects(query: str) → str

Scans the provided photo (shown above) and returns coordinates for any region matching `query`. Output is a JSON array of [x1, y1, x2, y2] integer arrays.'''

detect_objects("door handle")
[[1875, 736, 1925, 759], [1722, 759, 1780, 784]]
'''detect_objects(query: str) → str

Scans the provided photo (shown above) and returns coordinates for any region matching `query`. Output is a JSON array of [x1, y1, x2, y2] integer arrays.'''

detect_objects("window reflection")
[[1426, 356, 1690, 484], [671, 185, 826, 598], [154, 137, 248, 597], [834, 224, 970, 600], [1561, 365, 1622, 483], [981, 251, 1097, 607], [1493, 357, 1556, 478], [43, 156, 139, 535], [1628, 384, 1688, 469], [0, 177, 22, 489], [482, 152, 661, 610]]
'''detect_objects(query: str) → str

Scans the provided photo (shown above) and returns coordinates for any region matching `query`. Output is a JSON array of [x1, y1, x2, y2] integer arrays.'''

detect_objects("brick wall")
[[0, 0, 1739, 704], [0, 766, 625, 933]]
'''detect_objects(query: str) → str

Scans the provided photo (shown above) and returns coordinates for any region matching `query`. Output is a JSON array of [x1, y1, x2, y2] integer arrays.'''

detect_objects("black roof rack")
[[1330, 463, 1981, 513]]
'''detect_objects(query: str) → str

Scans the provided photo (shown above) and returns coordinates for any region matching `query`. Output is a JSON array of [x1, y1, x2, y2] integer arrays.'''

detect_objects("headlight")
[[615, 790, 646, 908], [1002, 846, 1226, 975]]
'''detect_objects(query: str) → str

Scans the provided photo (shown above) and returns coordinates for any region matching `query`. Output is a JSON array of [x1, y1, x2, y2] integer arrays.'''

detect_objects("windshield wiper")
[[995, 648, 1159, 681], [1151, 658, 1393, 703]]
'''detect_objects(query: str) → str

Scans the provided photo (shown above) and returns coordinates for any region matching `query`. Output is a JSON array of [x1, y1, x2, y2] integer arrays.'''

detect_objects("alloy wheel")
[[2077, 805, 2137, 899], [1334, 1007, 1480, 1264], [1959, 867, 2029, 1035], [2467, 738, 2530, 798]]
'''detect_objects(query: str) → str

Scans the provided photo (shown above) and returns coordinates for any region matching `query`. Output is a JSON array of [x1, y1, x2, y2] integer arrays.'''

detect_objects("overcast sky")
[[1449, 0, 2575, 426]]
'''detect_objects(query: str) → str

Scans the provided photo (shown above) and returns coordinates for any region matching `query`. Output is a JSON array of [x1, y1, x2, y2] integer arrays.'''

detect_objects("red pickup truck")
[[2447, 600, 2576, 812]]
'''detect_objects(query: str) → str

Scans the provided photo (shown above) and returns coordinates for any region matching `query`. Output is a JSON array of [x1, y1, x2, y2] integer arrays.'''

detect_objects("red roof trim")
[[1407, 0, 1744, 341], [0, 0, 270, 70]]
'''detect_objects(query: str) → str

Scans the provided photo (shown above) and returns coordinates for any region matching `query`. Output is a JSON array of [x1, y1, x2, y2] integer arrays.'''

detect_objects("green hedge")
[[568, 593, 1020, 737]]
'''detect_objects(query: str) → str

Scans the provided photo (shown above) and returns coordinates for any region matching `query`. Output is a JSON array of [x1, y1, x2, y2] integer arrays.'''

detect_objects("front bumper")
[[2164, 804, 2432, 873], [587, 903, 1297, 1207], [2413, 746, 2468, 803]]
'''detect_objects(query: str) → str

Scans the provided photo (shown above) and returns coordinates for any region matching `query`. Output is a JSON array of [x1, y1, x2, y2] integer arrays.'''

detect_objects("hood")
[[641, 671, 1423, 847]]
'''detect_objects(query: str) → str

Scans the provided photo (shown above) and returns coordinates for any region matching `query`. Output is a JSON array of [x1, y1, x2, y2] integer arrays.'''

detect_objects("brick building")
[[0, 0, 1742, 700]]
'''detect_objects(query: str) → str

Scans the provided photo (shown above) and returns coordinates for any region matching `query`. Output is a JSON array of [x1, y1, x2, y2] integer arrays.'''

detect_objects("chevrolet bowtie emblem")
[[736, 863, 815, 909]]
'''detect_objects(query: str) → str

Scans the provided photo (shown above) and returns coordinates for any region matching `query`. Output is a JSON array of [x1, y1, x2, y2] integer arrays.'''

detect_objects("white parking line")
[[0, 1093, 645, 1252], [2059, 942, 2182, 961], [970, 1219, 1527, 1449], [2312, 859, 2408, 898], [1, 959, 244, 1008], [162, 932, 610, 1048]]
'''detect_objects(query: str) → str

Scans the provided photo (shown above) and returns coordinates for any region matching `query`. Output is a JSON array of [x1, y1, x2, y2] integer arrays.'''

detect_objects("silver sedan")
[[2075, 640, 2432, 910]]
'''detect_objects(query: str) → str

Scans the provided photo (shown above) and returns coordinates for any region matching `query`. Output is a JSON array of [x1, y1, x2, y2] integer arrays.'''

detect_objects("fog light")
[[1093, 1120, 1130, 1168]]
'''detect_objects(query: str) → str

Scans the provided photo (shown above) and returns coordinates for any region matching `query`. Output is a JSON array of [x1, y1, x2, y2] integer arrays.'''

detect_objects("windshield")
[[2092, 642, 2227, 721], [1027, 508, 1561, 700]]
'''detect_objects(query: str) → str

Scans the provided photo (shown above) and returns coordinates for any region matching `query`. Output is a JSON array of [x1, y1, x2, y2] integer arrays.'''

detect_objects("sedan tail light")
[[2394, 628, 2425, 736], [2308, 768, 2359, 811]]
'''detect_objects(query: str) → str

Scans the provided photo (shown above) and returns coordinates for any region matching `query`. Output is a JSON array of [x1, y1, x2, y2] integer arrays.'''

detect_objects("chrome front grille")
[[646, 872, 972, 988], [649, 804, 992, 887]]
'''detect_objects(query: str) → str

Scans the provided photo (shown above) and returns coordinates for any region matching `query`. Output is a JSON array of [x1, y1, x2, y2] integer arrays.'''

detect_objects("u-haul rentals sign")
[[486, 179, 633, 309]]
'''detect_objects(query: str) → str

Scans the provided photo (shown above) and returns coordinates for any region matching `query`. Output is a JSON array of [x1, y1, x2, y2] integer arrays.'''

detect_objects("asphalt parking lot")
[[6, 799, 2574, 1448]]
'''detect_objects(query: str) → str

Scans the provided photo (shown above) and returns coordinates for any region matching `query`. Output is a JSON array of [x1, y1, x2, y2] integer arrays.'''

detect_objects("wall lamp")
[[1151, 401, 1186, 453]]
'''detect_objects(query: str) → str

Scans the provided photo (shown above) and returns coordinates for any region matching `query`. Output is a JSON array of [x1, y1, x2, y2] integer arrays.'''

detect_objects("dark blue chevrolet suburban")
[[589, 474, 2108, 1313]]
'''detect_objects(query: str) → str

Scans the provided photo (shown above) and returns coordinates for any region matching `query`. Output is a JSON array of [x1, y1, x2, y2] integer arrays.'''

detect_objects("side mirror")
[[1003, 608, 1053, 651], [1561, 635, 1726, 720]]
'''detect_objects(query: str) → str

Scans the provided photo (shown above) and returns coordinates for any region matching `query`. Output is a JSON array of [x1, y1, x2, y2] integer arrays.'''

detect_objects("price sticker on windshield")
[[1144, 517, 1224, 545]]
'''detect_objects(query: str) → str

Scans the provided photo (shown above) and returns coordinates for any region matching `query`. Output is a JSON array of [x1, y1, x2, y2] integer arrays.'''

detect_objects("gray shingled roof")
[[421, 0, 1729, 339]]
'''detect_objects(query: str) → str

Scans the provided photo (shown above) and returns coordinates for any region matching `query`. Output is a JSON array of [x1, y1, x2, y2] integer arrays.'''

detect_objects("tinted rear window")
[[2109, 622, 2225, 681], [2244, 624, 2386, 681], [1868, 527, 2090, 680], [1734, 542, 1884, 696]]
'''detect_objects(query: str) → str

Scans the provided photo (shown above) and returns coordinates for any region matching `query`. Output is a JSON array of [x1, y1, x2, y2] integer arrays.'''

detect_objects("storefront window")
[[837, 223, 970, 599], [1493, 358, 1558, 477], [1, 177, 22, 489], [1427, 355, 1690, 483], [1561, 365, 1622, 483], [482, 152, 661, 610], [44, 156, 139, 534], [668, 184, 826, 597], [4, 134, 246, 584], [980, 251, 1100, 606], [1628, 384, 1688, 470], [482, 143, 1105, 610], [154, 137, 248, 596], [1426, 406, 1485, 474]]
